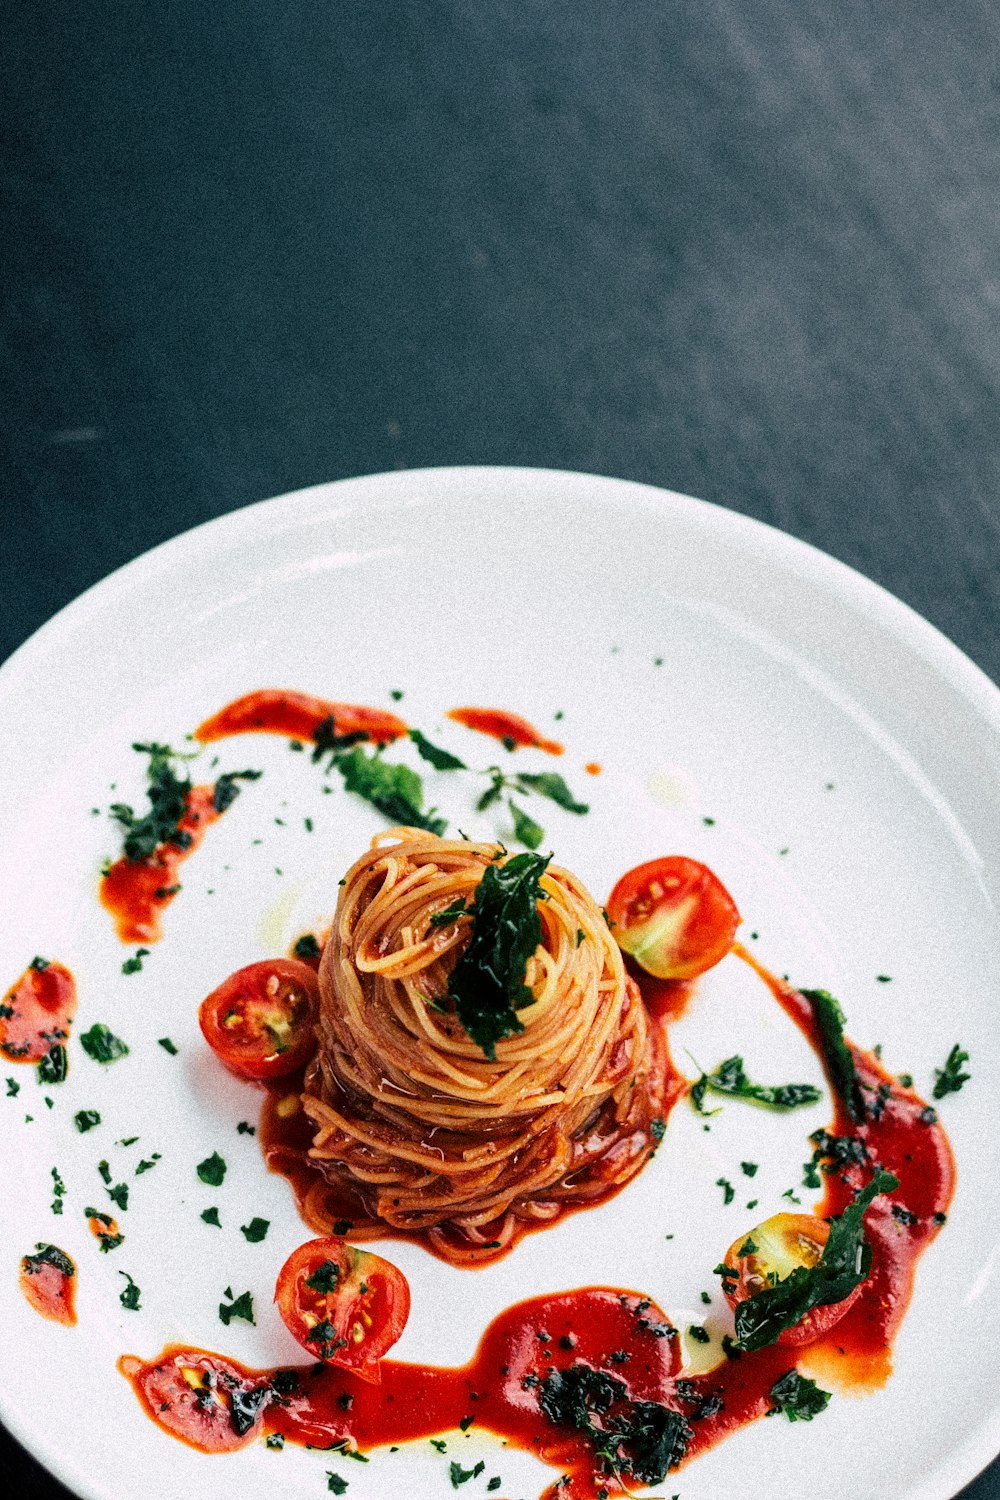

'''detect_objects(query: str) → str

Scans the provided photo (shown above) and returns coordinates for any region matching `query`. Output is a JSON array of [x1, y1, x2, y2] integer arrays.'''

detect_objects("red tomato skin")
[[607, 856, 740, 980], [275, 1239, 410, 1381], [198, 959, 318, 1080], [722, 1212, 862, 1347]]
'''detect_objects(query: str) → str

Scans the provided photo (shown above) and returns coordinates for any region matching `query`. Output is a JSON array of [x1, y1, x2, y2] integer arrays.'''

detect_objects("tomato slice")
[[119, 1348, 270, 1452], [198, 959, 318, 1080], [721, 1212, 862, 1347], [606, 856, 739, 980], [275, 1238, 410, 1382]]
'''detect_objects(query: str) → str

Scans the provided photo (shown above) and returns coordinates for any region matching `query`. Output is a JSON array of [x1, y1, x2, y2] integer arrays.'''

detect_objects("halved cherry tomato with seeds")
[[275, 1238, 410, 1383], [721, 1212, 862, 1347], [199, 959, 318, 1080], [607, 855, 739, 979]]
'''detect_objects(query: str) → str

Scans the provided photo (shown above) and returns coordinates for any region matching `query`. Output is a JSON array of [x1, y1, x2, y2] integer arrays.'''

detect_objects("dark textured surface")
[[2, 2, 998, 1495]]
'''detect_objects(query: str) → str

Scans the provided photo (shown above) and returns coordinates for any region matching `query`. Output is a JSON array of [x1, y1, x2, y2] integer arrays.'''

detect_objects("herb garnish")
[[37, 1044, 68, 1085], [212, 769, 263, 813], [74, 1109, 101, 1132], [79, 1024, 129, 1064], [508, 799, 544, 849], [408, 730, 467, 771], [770, 1369, 831, 1421], [691, 1056, 821, 1113], [197, 1151, 227, 1186], [335, 745, 446, 834], [293, 933, 322, 962], [122, 948, 150, 975], [219, 1288, 255, 1326], [22, 1243, 75, 1277], [241, 1217, 270, 1243], [446, 852, 550, 1058], [449, 1460, 486, 1487], [729, 1169, 898, 1351], [798, 988, 865, 1122], [118, 1271, 142, 1309], [538, 1363, 692, 1483], [110, 743, 194, 861], [933, 1044, 970, 1100], [305, 1259, 341, 1293]]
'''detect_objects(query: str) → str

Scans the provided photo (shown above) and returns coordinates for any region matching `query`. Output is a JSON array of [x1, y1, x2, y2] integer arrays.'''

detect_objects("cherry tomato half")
[[275, 1238, 410, 1383], [198, 959, 318, 1080], [721, 1212, 862, 1347], [606, 856, 739, 980]]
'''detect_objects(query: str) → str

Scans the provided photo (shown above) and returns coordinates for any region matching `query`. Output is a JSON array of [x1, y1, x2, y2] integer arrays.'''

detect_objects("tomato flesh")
[[607, 856, 739, 979], [199, 959, 318, 1080], [722, 1212, 862, 1347], [275, 1238, 410, 1382]]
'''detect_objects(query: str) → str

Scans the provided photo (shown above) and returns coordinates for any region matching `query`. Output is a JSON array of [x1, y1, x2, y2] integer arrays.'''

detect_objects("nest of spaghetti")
[[303, 828, 667, 1265]]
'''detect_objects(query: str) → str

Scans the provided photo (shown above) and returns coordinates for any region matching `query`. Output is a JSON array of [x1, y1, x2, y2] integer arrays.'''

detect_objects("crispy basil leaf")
[[732, 1169, 898, 1351], [334, 746, 446, 835], [514, 772, 589, 815], [693, 1055, 821, 1112], [770, 1369, 831, 1421], [447, 852, 549, 1058], [799, 987, 866, 1122], [408, 729, 466, 771]]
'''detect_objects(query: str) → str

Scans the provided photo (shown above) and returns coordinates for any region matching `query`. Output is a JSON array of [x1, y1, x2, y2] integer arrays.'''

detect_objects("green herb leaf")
[[447, 852, 550, 1058], [122, 947, 150, 975], [514, 772, 589, 815], [733, 1170, 898, 1351], [770, 1369, 831, 1421], [240, 1216, 270, 1243], [538, 1363, 691, 1484], [449, 1460, 486, 1487], [408, 729, 466, 771], [80, 1024, 129, 1064], [197, 1151, 227, 1186], [112, 743, 193, 862], [37, 1044, 68, 1085], [292, 933, 322, 962], [693, 1055, 821, 1112], [22, 1243, 75, 1277], [335, 745, 446, 834], [933, 1044, 970, 1100], [119, 1271, 141, 1309], [74, 1109, 101, 1132], [508, 799, 544, 849], [305, 1259, 341, 1293], [200, 1206, 221, 1227], [327, 1477, 348, 1496], [158, 1037, 178, 1055], [427, 897, 471, 930], [219, 1288, 255, 1326], [799, 988, 865, 1122], [212, 769, 263, 813]]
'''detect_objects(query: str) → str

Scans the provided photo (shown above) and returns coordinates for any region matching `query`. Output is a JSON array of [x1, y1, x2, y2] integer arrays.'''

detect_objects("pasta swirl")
[[304, 829, 666, 1263]]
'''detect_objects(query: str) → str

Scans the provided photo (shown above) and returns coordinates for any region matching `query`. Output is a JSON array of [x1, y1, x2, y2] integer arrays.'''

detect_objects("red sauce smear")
[[194, 689, 408, 746], [99, 785, 221, 944], [121, 948, 954, 1490], [584, 762, 602, 776], [120, 1287, 684, 1495], [20, 1247, 76, 1326], [733, 941, 955, 1390], [447, 707, 564, 755], [0, 959, 76, 1065]]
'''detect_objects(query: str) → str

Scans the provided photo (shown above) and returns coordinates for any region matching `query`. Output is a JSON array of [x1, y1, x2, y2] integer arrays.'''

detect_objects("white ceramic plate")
[[2, 468, 999, 1500]]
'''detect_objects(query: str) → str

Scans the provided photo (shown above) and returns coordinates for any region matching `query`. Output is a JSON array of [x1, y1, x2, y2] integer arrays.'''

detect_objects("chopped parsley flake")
[[933, 1044, 970, 1100], [122, 948, 150, 975], [157, 1037, 178, 1055], [219, 1289, 255, 1326], [201, 1207, 221, 1227], [74, 1109, 101, 1133], [240, 1217, 270, 1243], [118, 1271, 141, 1310], [691, 1056, 820, 1113], [716, 1177, 735, 1205], [197, 1152, 227, 1186], [79, 1024, 129, 1064], [770, 1369, 831, 1421]]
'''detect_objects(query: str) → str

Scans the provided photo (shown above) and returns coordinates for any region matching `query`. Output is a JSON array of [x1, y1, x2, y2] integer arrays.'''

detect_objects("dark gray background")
[[2, 2, 998, 1495]]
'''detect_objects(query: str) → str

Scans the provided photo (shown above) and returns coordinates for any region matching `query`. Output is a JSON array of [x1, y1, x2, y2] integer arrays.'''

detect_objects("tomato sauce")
[[447, 707, 564, 755], [0, 959, 76, 1066], [194, 689, 408, 746], [19, 1246, 76, 1326], [734, 942, 955, 1391], [118, 908, 955, 1491], [99, 785, 222, 944], [120, 1288, 684, 1494]]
